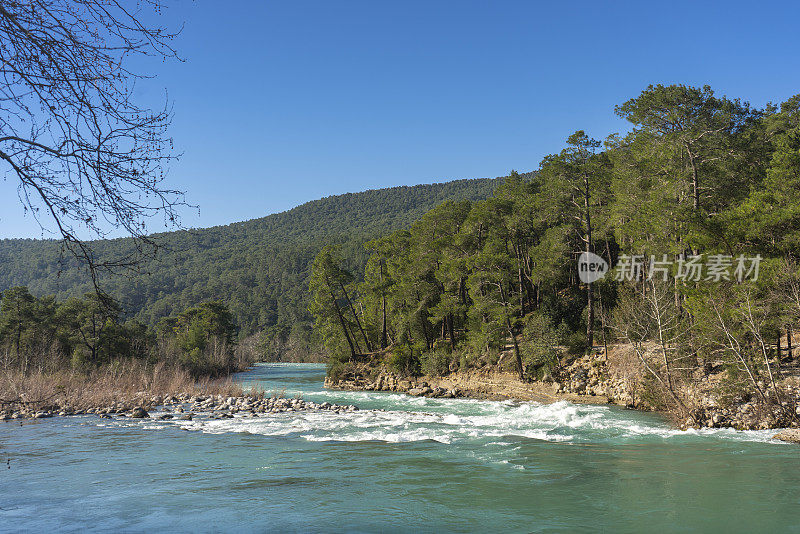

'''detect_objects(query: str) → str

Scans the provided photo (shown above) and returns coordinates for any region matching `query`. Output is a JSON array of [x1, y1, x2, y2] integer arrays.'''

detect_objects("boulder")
[[130, 407, 149, 419], [711, 413, 727, 427], [773, 429, 800, 444]]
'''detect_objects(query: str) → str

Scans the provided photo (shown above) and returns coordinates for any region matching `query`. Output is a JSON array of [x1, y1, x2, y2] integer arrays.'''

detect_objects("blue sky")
[[2, 0, 800, 238]]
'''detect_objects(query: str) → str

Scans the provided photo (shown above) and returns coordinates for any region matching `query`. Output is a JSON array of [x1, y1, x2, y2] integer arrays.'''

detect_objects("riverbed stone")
[[130, 407, 149, 418], [773, 429, 800, 444]]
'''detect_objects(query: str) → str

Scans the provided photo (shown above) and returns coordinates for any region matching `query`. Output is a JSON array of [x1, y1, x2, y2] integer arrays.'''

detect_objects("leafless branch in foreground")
[[0, 0, 190, 290]]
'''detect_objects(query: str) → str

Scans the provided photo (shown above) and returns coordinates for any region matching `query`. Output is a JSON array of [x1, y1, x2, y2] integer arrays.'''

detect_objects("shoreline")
[[325, 369, 614, 406], [324, 348, 800, 435], [0, 391, 359, 422], [4, 362, 799, 444], [325, 371, 800, 444]]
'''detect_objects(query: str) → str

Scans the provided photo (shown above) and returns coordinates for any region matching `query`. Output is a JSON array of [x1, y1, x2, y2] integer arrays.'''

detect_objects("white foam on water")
[[97, 394, 783, 446], [175, 404, 582, 443]]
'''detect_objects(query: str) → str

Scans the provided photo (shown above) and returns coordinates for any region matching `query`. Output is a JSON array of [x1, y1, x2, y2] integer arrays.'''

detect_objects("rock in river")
[[773, 429, 800, 444], [130, 407, 149, 419]]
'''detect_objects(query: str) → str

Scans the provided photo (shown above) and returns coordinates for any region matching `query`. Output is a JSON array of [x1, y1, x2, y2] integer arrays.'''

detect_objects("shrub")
[[70, 347, 89, 370], [522, 312, 565, 379], [327, 360, 350, 382], [388, 344, 420, 376], [565, 331, 588, 355], [420, 349, 451, 377]]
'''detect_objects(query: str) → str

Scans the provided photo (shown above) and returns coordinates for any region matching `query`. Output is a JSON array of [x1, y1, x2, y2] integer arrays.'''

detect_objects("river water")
[[1, 363, 799, 532]]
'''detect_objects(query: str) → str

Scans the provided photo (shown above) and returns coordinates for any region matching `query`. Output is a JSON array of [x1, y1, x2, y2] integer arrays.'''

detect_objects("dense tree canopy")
[[310, 85, 800, 421]]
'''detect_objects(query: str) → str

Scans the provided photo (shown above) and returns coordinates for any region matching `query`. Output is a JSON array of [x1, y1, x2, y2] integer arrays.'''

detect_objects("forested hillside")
[[0, 177, 522, 354]]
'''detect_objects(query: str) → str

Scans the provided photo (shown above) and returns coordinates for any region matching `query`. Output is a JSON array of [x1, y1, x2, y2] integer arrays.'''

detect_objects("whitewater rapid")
[[99, 389, 780, 446]]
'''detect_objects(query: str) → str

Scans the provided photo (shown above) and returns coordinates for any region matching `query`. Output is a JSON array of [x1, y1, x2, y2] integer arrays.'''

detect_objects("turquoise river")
[[1, 363, 799, 532]]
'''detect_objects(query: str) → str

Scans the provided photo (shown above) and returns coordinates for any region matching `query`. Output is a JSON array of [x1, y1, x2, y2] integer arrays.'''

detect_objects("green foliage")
[[0, 286, 243, 378], [387, 344, 420, 376], [6, 83, 800, 395], [420, 348, 452, 377], [171, 302, 237, 350], [308, 245, 364, 360], [159, 301, 239, 377], [521, 312, 564, 378]]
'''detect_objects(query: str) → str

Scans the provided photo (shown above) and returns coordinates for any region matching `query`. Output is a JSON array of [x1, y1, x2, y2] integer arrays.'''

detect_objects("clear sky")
[[2, 0, 800, 238]]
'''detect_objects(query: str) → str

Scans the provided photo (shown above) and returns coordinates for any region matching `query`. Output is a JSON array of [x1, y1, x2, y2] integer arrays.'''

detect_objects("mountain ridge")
[[0, 173, 533, 336]]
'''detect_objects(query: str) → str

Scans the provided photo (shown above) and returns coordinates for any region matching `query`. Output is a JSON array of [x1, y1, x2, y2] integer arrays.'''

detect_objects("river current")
[[2, 363, 799, 532]]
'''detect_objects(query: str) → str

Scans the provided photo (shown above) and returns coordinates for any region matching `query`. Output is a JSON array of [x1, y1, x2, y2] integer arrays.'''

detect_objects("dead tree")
[[612, 280, 696, 421]]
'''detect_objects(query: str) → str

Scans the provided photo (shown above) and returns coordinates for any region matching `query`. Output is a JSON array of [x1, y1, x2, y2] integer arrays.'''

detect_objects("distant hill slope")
[[0, 174, 531, 335]]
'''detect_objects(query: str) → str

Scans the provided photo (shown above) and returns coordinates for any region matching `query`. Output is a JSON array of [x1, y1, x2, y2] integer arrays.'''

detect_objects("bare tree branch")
[[0, 0, 190, 291]]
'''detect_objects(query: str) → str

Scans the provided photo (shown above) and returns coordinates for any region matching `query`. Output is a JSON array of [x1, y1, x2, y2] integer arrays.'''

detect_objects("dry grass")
[[0, 359, 248, 411]]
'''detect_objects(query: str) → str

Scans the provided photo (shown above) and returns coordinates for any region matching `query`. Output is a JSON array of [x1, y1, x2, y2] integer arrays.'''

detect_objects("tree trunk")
[[631, 341, 694, 422], [787, 328, 793, 361], [514, 244, 526, 316], [685, 142, 700, 212], [380, 260, 388, 349], [339, 282, 372, 353], [584, 172, 594, 351], [598, 289, 608, 357], [498, 283, 524, 381], [506, 316, 524, 381], [420, 315, 431, 350], [381, 295, 387, 350], [330, 291, 357, 358], [15, 320, 22, 371], [447, 313, 455, 350]]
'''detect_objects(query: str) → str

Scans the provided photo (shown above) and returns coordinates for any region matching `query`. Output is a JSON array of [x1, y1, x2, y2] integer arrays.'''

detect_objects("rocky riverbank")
[[325, 345, 800, 433], [324, 367, 622, 406], [554, 349, 800, 431], [0, 392, 359, 422]]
